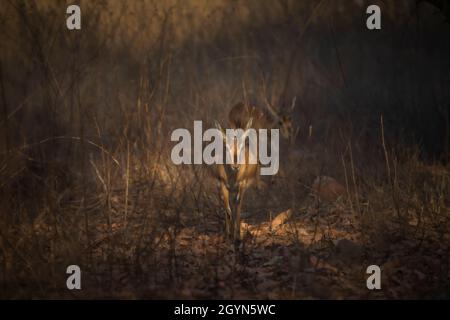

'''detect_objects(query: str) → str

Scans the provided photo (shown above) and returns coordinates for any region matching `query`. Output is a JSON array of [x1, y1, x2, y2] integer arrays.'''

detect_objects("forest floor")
[[65, 160, 449, 299], [1, 148, 449, 299]]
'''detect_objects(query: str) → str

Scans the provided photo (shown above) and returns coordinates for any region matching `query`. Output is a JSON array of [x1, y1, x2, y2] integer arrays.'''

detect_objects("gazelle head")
[[215, 118, 254, 171], [263, 96, 299, 143]]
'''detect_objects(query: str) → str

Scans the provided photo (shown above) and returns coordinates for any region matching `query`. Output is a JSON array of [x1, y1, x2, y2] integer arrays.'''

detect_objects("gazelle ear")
[[214, 120, 226, 140], [244, 117, 253, 130], [240, 118, 254, 144]]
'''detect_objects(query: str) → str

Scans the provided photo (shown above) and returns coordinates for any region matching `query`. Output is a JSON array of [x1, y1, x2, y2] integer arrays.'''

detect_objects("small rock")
[[312, 176, 346, 202]]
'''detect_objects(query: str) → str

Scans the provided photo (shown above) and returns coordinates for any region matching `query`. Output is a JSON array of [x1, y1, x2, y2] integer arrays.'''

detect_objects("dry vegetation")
[[0, 0, 449, 299]]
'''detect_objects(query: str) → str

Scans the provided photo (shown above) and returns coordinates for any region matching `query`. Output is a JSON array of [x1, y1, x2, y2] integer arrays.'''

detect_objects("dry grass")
[[0, 0, 449, 299]]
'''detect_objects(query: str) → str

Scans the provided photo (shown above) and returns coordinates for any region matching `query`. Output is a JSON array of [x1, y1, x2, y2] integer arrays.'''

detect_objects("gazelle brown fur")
[[215, 98, 297, 244]]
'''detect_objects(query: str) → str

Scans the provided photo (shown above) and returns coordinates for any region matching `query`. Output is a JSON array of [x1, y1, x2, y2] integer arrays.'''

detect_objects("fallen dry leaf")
[[271, 209, 293, 229]]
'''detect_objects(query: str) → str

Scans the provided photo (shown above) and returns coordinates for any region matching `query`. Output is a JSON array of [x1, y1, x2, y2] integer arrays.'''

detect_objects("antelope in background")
[[214, 98, 297, 244]]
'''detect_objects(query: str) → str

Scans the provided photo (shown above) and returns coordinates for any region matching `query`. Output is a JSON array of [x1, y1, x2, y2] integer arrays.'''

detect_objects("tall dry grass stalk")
[[0, 0, 448, 299]]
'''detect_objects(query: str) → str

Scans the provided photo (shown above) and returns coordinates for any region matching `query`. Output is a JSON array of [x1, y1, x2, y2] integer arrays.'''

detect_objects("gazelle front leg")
[[219, 182, 233, 239], [232, 182, 248, 244]]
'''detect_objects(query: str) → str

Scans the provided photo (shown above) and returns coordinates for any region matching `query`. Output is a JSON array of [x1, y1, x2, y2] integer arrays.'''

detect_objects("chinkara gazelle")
[[214, 98, 298, 244]]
